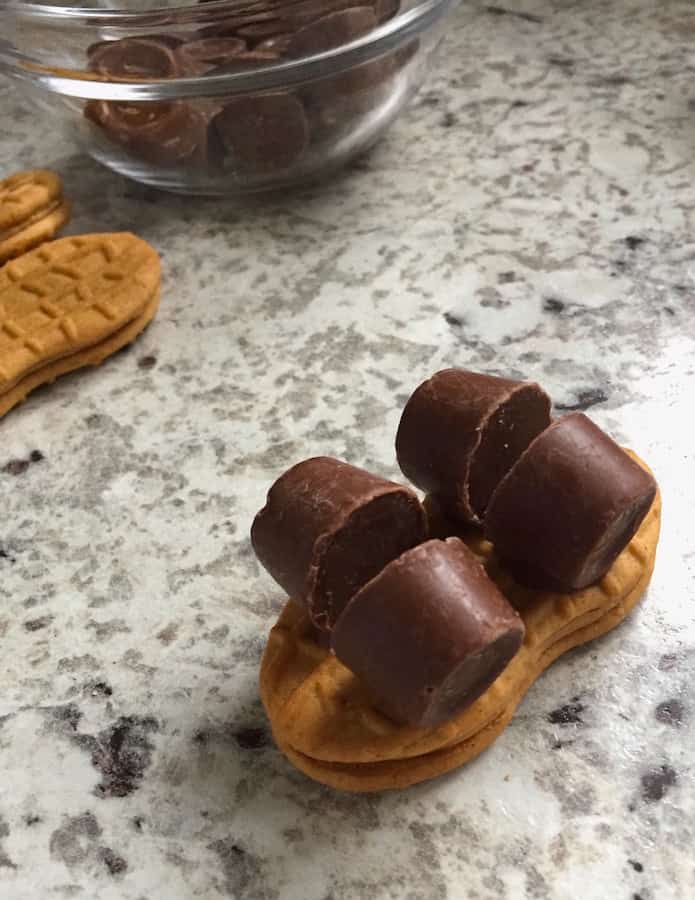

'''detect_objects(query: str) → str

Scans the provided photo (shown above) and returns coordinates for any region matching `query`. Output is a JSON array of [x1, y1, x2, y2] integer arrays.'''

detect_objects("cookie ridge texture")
[[0, 232, 160, 416], [0, 169, 71, 263]]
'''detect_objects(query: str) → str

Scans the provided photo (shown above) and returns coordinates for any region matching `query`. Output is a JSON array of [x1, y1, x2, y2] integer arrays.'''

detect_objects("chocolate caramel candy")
[[251, 457, 427, 630], [175, 37, 247, 74], [289, 7, 392, 101], [85, 100, 211, 167], [484, 413, 657, 591], [89, 37, 183, 78], [396, 369, 552, 525], [332, 538, 525, 728], [255, 35, 293, 54], [374, 0, 400, 21], [212, 92, 309, 173], [214, 50, 282, 72], [286, 6, 377, 57]]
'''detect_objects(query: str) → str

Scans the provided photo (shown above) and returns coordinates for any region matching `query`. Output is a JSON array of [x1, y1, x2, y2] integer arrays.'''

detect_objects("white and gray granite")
[[1, 1, 694, 898]]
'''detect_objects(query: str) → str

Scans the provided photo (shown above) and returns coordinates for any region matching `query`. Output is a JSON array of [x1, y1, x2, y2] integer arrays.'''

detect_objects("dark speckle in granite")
[[547, 55, 575, 72], [547, 699, 585, 725], [0, 545, 17, 563], [625, 236, 646, 250], [594, 74, 632, 87], [0, 816, 17, 870], [58, 654, 100, 673], [138, 355, 158, 370], [640, 764, 678, 803], [86, 716, 159, 798], [24, 614, 53, 632], [484, 5, 543, 24], [628, 859, 644, 872], [209, 840, 277, 900], [658, 652, 680, 671], [86, 618, 131, 642], [156, 621, 179, 645], [655, 699, 684, 726], [234, 727, 269, 750], [543, 297, 565, 314], [555, 388, 609, 412], [49, 813, 102, 867], [99, 846, 128, 877], [45, 709, 158, 798], [407, 822, 447, 899], [2, 450, 44, 476], [84, 680, 114, 698], [440, 112, 457, 128], [46, 703, 83, 735], [193, 722, 269, 751], [3, 458, 29, 476], [443, 311, 464, 327]]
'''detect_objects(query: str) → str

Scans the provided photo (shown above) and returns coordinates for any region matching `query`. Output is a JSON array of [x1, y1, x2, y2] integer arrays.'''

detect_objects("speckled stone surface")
[[1, 1, 694, 898]]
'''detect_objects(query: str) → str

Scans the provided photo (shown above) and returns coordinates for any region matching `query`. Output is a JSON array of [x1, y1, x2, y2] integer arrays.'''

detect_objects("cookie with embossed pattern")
[[0, 232, 160, 417], [260, 457, 660, 791], [0, 170, 71, 264]]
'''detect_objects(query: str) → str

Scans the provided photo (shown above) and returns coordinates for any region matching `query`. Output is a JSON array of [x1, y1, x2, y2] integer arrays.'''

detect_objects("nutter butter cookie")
[[0, 232, 160, 417], [262, 476, 659, 791], [254, 368, 661, 791], [0, 170, 71, 264]]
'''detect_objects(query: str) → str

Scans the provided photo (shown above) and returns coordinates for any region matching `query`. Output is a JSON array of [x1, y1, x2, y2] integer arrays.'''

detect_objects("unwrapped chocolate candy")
[[288, 7, 392, 100], [212, 92, 309, 173], [175, 37, 248, 74], [332, 538, 525, 727], [89, 37, 183, 78], [396, 368, 552, 525], [85, 100, 212, 167], [484, 412, 657, 591], [251, 456, 427, 630]]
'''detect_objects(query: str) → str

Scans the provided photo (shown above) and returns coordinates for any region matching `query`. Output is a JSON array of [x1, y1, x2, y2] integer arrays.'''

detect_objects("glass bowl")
[[0, 0, 457, 194]]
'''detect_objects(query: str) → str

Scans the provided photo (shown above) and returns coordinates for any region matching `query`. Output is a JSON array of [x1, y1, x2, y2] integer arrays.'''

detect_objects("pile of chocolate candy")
[[252, 369, 657, 730], [84, 0, 412, 173]]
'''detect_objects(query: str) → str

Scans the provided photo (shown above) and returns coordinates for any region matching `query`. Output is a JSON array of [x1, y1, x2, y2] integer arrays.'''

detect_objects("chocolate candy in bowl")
[[0, 0, 459, 194]]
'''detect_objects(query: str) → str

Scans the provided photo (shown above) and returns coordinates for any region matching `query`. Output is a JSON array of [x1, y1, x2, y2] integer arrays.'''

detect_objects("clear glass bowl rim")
[[1, 0, 458, 100]]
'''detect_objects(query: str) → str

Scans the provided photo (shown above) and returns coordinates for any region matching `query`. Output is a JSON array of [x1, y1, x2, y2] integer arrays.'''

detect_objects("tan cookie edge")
[[0, 288, 159, 418], [0, 201, 71, 263], [275, 548, 655, 792]]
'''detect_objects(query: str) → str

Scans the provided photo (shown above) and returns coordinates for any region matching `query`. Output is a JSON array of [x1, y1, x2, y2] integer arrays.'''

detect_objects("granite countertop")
[[1, 1, 693, 898]]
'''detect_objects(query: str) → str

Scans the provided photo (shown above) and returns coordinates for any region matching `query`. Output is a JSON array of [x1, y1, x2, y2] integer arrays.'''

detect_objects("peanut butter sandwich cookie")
[[254, 369, 660, 792], [0, 170, 71, 264], [0, 232, 160, 418]]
